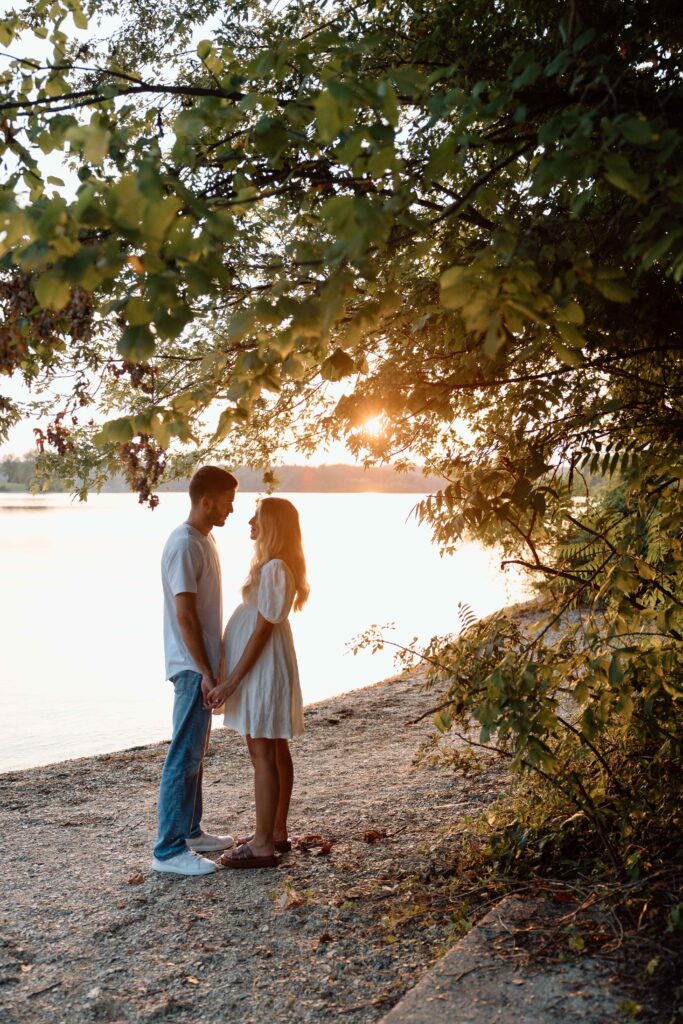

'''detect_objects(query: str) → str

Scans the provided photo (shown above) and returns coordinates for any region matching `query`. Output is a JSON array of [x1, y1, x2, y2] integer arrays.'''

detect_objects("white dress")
[[222, 559, 304, 739]]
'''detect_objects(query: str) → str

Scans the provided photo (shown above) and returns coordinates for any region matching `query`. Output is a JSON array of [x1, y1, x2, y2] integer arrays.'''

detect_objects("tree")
[[1, 0, 681, 871]]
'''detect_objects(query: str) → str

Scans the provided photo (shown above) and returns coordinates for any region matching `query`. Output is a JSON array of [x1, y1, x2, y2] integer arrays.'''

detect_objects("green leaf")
[[196, 39, 213, 59], [45, 74, 69, 98], [512, 61, 541, 89], [143, 196, 182, 247], [82, 124, 111, 165], [227, 308, 255, 342], [34, 272, 71, 312], [117, 325, 155, 362], [545, 50, 571, 77], [619, 117, 656, 145], [282, 354, 306, 379], [124, 296, 153, 326], [439, 266, 471, 308], [433, 710, 452, 733], [94, 416, 135, 445], [603, 154, 649, 201], [572, 27, 596, 52], [213, 408, 234, 442], [314, 90, 342, 143], [0, 21, 16, 46], [483, 314, 504, 358], [174, 109, 206, 138], [593, 274, 635, 303], [633, 557, 656, 581], [608, 656, 623, 686], [552, 337, 583, 367], [556, 322, 586, 348], [320, 348, 356, 381], [556, 299, 584, 324]]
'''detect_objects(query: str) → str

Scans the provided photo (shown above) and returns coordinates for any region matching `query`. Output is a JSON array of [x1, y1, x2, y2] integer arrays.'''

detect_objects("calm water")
[[0, 492, 528, 772]]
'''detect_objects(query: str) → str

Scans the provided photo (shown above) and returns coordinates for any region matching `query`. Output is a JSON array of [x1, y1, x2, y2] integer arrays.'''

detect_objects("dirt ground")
[[0, 668, 516, 1024]]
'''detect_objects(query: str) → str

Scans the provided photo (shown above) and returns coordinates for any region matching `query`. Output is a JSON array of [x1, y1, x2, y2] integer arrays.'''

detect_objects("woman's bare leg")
[[274, 739, 293, 841], [245, 736, 278, 855]]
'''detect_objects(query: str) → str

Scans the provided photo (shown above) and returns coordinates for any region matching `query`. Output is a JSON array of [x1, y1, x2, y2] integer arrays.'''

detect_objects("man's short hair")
[[189, 466, 239, 504]]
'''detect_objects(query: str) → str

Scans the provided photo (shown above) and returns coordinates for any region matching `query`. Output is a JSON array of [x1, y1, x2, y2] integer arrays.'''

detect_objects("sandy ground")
[[0, 667, 516, 1024]]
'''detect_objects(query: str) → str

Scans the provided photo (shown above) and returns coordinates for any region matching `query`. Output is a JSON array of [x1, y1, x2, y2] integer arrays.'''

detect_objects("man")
[[152, 465, 238, 876]]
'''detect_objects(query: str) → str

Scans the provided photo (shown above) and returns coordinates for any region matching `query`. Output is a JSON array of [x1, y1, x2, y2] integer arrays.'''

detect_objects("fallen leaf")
[[128, 871, 144, 885], [295, 833, 334, 855], [319, 932, 333, 944], [185, 976, 200, 985], [363, 829, 387, 844], [20, 964, 32, 973], [116, 900, 126, 909], [551, 891, 575, 904], [296, 833, 326, 848]]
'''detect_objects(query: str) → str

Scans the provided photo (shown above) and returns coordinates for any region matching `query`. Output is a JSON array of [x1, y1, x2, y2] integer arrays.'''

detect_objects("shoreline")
[[0, 670, 419, 779]]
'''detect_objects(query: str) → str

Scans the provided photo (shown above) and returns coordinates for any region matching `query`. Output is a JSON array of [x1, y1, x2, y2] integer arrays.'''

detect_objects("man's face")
[[205, 488, 236, 528]]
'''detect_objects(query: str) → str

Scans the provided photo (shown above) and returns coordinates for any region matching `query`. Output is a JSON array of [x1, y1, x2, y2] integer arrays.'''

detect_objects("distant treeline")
[[0, 454, 443, 494]]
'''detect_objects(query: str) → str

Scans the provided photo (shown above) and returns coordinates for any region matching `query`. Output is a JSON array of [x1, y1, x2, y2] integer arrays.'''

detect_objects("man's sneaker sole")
[[151, 856, 216, 877]]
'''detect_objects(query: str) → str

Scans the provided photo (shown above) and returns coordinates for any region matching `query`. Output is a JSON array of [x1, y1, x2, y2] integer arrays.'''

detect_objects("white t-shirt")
[[161, 522, 222, 680]]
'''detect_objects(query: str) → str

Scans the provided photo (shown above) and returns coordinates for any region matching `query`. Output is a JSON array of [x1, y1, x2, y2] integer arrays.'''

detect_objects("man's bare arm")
[[175, 592, 216, 708]]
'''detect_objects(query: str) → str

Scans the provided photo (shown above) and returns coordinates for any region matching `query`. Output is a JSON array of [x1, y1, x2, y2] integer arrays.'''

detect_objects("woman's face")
[[249, 508, 260, 541]]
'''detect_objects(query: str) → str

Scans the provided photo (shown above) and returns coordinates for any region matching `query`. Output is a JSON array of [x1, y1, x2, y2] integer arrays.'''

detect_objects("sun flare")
[[361, 415, 385, 436]]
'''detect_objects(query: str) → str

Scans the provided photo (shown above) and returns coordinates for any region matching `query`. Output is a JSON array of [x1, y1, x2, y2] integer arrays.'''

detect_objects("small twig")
[[444, 964, 494, 982], [27, 981, 62, 998], [405, 698, 455, 726]]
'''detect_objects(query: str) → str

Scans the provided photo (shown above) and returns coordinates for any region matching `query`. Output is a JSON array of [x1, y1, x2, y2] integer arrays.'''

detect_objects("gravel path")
[[0, 670, 510, 1024]]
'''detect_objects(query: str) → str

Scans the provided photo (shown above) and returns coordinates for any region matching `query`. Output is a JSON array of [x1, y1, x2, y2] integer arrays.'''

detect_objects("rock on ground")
[[380, 895, 624, 1024]]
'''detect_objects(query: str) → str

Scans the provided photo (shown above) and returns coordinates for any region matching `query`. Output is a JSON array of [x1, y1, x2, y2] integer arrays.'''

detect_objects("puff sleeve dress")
[[222, 559, 304, 739]]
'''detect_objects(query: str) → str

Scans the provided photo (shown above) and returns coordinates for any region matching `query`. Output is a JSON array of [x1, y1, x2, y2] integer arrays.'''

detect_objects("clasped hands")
[[201, 672, 239, 710]]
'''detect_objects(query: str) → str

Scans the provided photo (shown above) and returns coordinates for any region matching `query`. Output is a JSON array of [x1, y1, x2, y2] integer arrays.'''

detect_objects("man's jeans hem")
[[154, 847, 187, 862]]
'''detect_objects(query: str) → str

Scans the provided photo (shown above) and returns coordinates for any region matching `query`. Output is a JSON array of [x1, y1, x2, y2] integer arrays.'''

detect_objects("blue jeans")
[[153, 670, 211, 860]]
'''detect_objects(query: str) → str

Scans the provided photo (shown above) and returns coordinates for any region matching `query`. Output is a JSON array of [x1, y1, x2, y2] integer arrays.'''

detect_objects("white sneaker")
[[152, 849, 217, 876], [187, 831, 234, 853]]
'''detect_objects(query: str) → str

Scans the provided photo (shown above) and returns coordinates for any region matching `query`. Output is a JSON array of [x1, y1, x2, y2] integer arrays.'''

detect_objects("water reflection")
[[0, 492, 529, 771]]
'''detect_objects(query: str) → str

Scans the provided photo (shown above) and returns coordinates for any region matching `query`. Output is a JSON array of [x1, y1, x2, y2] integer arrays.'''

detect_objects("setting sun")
[[362, 414, 385, 436]]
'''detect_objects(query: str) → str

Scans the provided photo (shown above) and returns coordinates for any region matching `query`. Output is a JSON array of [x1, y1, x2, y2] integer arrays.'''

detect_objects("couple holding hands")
[[151, 466, 308, 876]]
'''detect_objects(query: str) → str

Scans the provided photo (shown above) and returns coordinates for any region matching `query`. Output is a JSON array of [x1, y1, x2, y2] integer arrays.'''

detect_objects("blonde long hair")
[[242, 497, 310, 612]]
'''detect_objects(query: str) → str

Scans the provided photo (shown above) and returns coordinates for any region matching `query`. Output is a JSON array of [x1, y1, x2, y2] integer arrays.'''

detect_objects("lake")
[[0, 491, 529, 772]]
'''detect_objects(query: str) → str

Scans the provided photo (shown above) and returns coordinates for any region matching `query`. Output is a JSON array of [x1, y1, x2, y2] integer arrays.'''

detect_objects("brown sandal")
[[221, 843, 279, 869], [236, 834, 292, 854]]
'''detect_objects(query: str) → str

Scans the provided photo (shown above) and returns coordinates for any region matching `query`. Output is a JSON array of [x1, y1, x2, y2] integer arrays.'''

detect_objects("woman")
[[210, 497, 309, 868]]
